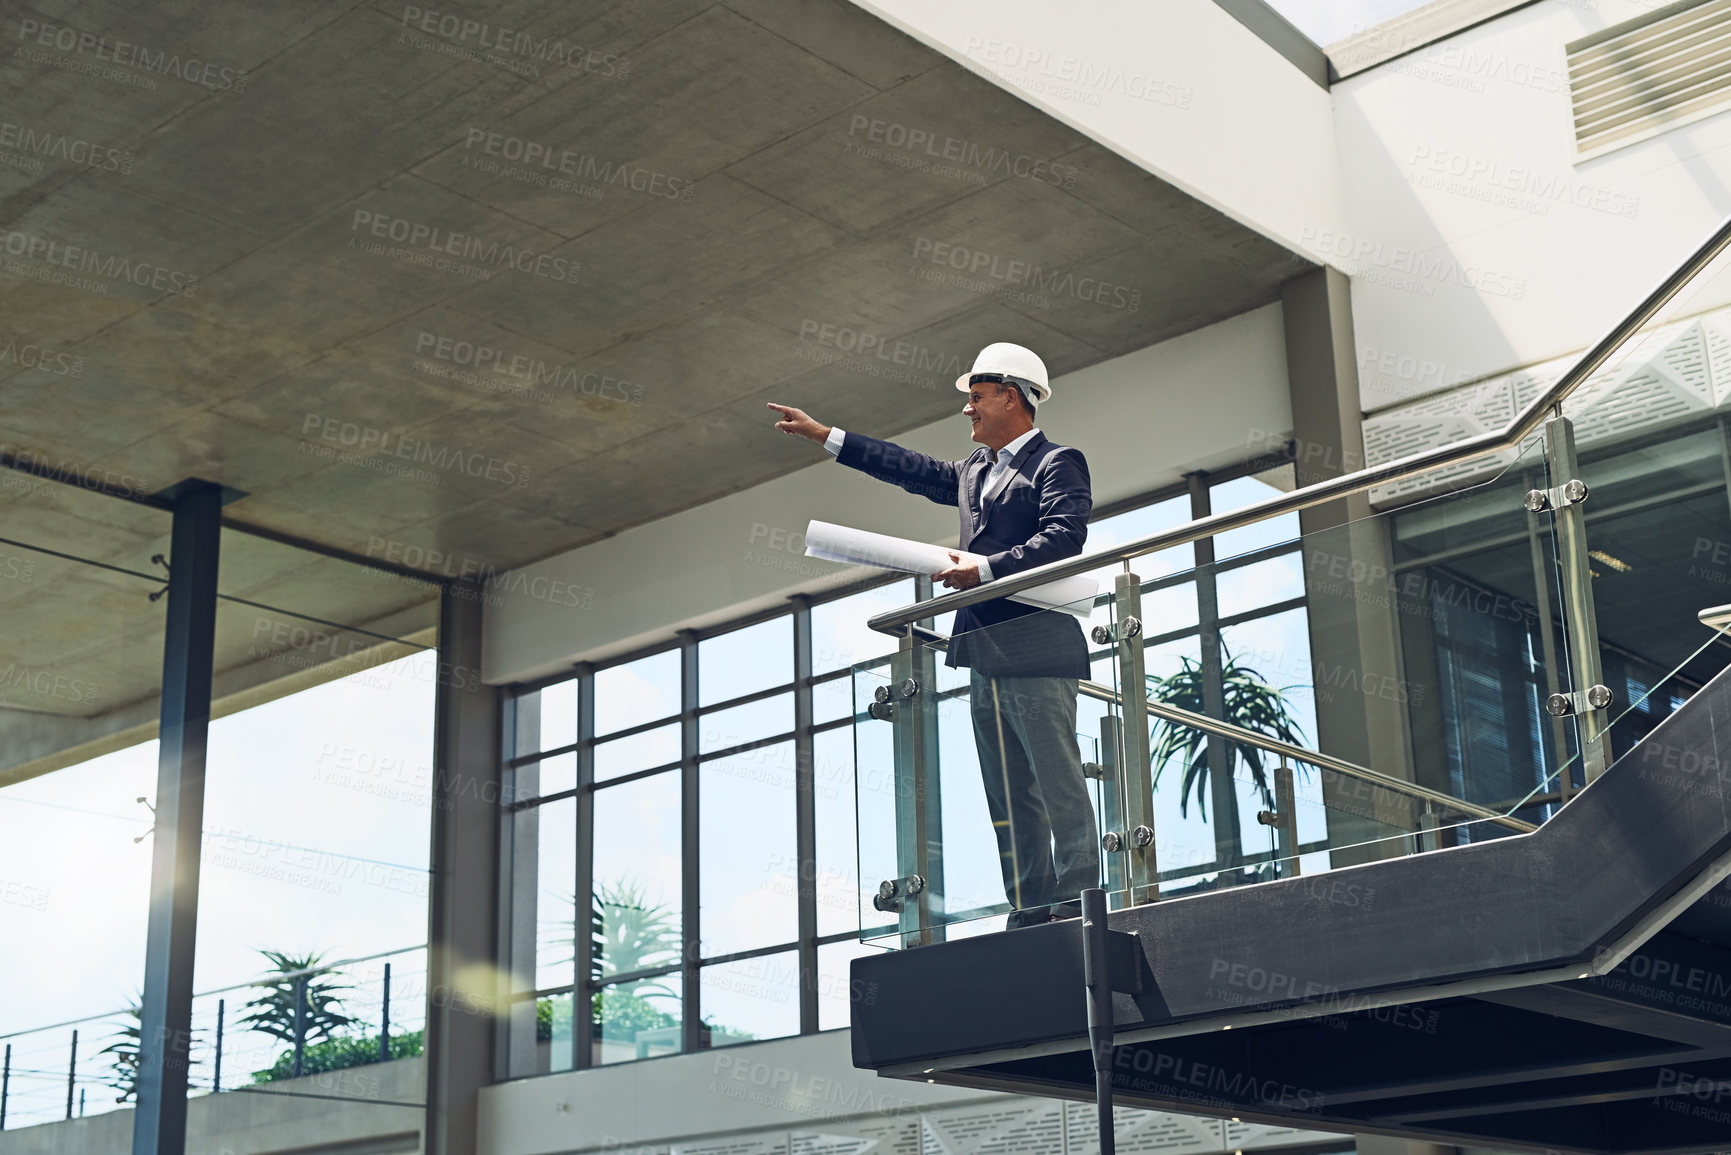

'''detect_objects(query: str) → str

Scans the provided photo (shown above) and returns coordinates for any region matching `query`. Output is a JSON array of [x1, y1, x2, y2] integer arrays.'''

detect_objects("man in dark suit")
[[768, 342, 1100, 928]]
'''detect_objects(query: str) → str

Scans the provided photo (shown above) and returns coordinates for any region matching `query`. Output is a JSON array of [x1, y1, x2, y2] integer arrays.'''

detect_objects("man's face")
[[963, 380, 1025, 449]]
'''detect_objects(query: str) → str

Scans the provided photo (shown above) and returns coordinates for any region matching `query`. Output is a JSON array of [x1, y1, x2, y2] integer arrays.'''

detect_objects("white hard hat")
[[956, 342, 1051, 405]]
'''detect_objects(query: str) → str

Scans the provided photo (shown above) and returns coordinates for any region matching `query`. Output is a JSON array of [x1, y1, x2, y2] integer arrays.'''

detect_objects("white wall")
[[845, 0, 1346, 259], [1327, 0, 1731, 412], [483, 304, 1293, 684]]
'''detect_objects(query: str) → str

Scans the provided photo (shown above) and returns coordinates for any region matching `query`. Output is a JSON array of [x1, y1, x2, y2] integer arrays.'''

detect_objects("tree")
[[252, 1030, 422, 1083], [97, 1000, 142, 1103], [1148, 648, 1309, 818], [98, 996, 200, 1102], [238, 951, 357, 1046], [593, 880, 680, 986]]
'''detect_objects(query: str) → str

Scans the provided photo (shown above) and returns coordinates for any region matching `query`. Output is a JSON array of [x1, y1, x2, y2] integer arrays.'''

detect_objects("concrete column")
[[1282, 268, 1417, 864], [424, 583, 501, 1155], [133, 480, 222, 1155]]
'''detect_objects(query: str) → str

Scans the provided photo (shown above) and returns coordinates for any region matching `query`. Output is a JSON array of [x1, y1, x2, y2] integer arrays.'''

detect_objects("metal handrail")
[[867, 213, 1731, 635], [1073, 682, 1537, 834], [1077, 680, 1536, 834]]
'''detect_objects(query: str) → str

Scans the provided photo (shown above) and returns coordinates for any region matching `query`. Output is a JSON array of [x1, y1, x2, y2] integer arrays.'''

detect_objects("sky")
[[0, 654, 435, 1124], [1266, 0, 1439, 46]]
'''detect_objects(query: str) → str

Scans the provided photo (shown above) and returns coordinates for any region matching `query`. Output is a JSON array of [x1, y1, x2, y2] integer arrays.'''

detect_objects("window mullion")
[[574, 664, 595, 1068], [679, 630, 701, 1052], [792, 595, 817, 1034]]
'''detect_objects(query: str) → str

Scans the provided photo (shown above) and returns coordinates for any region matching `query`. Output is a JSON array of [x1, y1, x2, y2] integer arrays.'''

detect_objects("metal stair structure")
[[850, 660, 1731, 1154]]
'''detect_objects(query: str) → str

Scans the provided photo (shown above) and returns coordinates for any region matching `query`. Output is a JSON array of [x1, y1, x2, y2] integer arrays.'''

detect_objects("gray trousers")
[[968, 671, 1101, 919]]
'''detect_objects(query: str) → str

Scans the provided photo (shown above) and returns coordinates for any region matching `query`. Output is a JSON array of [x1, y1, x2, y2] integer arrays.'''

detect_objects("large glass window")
[[595, 649, 679, 736], [699, 618, 790, 707], [500, 456, 1323, 1070]]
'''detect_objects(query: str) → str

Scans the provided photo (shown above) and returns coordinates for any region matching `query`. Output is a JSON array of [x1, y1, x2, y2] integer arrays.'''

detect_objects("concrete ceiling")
[[0, 0, 1312, 773]]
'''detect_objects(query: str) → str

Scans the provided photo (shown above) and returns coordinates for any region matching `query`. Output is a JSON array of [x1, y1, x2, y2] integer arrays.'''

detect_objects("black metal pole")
[[1081, 888, 1116, 1155], [292, 977, 307, 1078], [379, 963, 391, 1061], [213, 999, 223, 1093], [133, 480, 222, 1155], [2, 1041, 10, 1130], [66, 1029, 77, 1120]]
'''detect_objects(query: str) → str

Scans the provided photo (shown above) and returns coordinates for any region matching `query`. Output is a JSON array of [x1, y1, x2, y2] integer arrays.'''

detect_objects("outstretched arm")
[[768, 402, 832, 445], [767, 402, 961, 508]]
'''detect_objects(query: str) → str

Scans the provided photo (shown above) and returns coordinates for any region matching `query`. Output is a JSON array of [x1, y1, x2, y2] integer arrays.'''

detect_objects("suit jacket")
[[836, 430, 1092, 678]]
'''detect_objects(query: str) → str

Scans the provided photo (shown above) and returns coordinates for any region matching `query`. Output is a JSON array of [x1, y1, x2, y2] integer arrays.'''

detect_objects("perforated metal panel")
[[655, 1097, 1340, 1155], [1363, 304, 1731, 505], [1568, 0, 1731, 154]]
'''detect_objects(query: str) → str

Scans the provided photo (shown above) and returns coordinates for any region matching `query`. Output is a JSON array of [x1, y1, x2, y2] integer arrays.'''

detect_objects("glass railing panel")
[[1130, 709, 1543, 899], [1516, 232, 1731, 787], [852, 652, 899, 942], [854, 585, 1114, 944], [1117, 434, 1571, 896], [853, 433, 1579, 940]]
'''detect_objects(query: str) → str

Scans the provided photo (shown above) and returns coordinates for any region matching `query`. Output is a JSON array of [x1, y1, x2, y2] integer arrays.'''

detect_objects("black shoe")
[[1005, 906, 1052, 929], [1047, 901, 1082, 922]]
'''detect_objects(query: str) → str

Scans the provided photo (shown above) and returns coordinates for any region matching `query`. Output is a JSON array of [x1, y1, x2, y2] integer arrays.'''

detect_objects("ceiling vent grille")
[[1568, 0, 1731, 155]]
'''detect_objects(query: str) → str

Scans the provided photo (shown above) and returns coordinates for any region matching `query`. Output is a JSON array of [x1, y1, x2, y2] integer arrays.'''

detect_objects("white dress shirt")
[[824, 427, 1042, 583]]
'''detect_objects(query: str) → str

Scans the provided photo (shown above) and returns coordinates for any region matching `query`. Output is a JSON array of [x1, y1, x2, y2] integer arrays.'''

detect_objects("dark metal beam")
[[424, 582, 500, 1155], [574, 665, 596, 1068], [679, 630, 702, 1052], [132, 480, 222, 1155], [792, 597, 818, 1034]]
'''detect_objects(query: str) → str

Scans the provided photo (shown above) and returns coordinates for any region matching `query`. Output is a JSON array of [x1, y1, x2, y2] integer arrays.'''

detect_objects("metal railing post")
[[380, 963, 391, 1061], [66, 1029, 77, 1120], [1274, 756, 1299, 877], [213, 999, 223, 1093], [889, 631, 938, 945], [1542, 414, 1614, 781], [1113, 572, 1159, 905], [1418, 801, 1440, 854], [292, 977, 307, 1078], [1096, 714, 1126, 898], [2, 1042, 10, 1129], [1081, 888, 1117, 1155]]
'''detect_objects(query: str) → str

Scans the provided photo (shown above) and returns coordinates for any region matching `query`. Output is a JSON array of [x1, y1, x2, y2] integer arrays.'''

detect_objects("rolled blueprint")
[[804, 520, 1098, 616]]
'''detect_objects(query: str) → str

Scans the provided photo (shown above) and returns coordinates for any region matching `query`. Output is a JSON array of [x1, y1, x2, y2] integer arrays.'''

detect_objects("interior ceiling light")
[[1588, 549, 1632, 573]]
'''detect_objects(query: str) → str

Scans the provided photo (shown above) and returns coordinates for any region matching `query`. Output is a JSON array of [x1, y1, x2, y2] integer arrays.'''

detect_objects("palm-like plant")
[[1147, 649, 1308, 818], [97, 999, 142, 1103], [238, 950, 357, 1045], [593, 880, 680, 985], [544, 880, 681, 1010]]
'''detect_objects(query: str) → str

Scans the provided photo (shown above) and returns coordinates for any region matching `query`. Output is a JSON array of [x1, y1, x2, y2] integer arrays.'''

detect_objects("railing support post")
[[2, 1041, 10, 1130], [1113, 572, 1159, 905], [1274, 756, 1300, 877], [213, 999, 223, 1093], [66, 1029, 77, 1120], [380, 962, 392, 1061], [1543, 414, 1614, 781], [890, 630, 942, 945], [1081, 888, 1116, 1155]]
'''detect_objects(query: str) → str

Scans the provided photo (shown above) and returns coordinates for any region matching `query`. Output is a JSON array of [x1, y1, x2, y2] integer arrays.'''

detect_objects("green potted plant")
[[1147, 647, 1309, 817]]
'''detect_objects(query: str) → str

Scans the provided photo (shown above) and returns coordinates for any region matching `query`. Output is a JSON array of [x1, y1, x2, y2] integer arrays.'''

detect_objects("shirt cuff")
[[976, 555, 994, 583], [823, 427, 846, 457]]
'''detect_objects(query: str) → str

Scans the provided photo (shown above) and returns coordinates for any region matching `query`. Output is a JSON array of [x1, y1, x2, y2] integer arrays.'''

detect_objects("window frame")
[[498, 446, 1310, 1073]]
